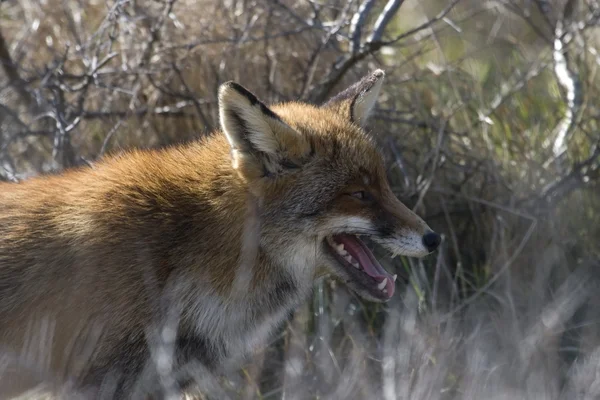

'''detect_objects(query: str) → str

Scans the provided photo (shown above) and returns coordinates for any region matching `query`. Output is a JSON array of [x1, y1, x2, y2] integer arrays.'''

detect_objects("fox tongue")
[[333, 234, 395, 297]]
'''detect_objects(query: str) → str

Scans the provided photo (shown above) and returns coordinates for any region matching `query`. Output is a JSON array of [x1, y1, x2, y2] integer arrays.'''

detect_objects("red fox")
[[0, 70, 440, 398]]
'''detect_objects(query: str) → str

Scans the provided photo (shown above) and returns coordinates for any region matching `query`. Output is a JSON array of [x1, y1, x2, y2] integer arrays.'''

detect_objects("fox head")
[[218, 70, 441, 302]]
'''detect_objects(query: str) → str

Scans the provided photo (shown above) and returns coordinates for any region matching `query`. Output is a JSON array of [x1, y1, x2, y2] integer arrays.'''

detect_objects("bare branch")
[[377, 0, 462, 47], [80, 101, 207, 120], [551, 0, 583, 156], [367, 0, 406, 44], [140, 0, 177, 67], [299, 1, 354, 99], [350, 0, 376, 54], [309, 0, 462, 103], [535, 144, 600, 209], [0, 29, 34, 108]]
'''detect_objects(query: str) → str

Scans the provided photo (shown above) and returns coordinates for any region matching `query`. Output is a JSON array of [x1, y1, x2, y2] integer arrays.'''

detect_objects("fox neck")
[[164, 139, 317, 365], [189, 136, 318, 296]]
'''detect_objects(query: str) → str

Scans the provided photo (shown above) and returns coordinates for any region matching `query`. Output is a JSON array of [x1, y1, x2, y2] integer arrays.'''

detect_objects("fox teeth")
[[351, 260, 360, 269], [392, 274, 397, 282], [336, 243, 344, 252], [344, 255, 354, 264], [377, 279, 387, 291]]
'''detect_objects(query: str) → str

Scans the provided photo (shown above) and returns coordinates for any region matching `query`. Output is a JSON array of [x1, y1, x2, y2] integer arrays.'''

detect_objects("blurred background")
[[1, 0, 599, 398]]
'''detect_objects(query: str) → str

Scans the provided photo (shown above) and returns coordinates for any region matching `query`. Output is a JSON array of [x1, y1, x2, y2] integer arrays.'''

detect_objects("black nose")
[[422, 231, 441, 252]]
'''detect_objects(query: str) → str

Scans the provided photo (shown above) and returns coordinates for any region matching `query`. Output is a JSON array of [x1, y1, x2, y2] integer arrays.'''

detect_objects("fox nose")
[[422, 231, 441, 252]]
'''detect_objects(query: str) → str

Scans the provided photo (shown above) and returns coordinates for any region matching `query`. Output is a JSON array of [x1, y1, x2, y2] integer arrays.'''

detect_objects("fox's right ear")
[[218, 82, 307, 180], [323, 69, 385, 128]]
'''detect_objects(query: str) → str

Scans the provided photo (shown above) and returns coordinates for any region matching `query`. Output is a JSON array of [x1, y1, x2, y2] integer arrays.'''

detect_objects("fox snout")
[[320, 189, 441, 301], [369, 187, 441, 258]]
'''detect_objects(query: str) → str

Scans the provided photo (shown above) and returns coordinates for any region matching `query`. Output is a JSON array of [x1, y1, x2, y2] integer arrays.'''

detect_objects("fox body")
[[0, 70, 440, 398]]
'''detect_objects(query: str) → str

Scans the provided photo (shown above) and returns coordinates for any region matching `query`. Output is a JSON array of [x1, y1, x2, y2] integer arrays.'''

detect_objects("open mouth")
[[325, 234, 397, 300]]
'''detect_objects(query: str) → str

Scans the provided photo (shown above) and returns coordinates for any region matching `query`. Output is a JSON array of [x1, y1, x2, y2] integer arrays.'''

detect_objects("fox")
[[0, 69, 441, 398]]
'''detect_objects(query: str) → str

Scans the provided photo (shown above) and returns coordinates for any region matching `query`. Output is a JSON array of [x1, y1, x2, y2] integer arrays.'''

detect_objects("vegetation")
[[0, 0, 599, 398]]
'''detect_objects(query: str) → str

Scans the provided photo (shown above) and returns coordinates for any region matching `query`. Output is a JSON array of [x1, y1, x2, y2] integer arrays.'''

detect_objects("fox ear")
[[218, 82, 306, 179], [323, 69, 385, 128]]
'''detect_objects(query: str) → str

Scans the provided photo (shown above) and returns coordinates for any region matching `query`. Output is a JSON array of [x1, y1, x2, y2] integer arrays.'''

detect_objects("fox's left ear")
[[323, 69, 385, 128]]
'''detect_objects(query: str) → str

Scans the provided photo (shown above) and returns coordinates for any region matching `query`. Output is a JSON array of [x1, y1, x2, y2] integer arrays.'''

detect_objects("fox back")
[[0, 70, 440, 398]]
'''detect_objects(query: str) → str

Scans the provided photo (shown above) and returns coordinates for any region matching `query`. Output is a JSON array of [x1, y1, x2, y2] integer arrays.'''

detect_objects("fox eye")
[[349, 191, 367, 200]]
